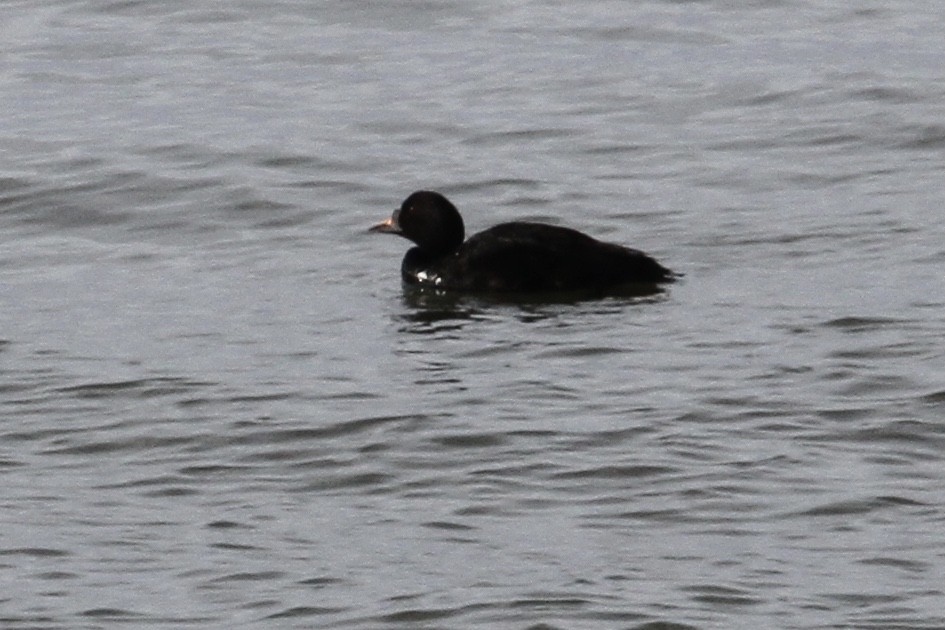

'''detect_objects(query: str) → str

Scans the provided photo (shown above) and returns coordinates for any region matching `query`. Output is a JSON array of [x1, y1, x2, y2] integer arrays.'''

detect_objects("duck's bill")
[[369, 215, 401, 234]]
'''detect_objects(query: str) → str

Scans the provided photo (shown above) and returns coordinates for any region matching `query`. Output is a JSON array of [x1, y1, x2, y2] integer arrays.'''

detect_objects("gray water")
[[2, 1, 944, 628]]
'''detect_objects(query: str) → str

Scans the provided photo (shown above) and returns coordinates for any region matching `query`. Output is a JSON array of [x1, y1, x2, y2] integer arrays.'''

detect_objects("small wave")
[[894, 124, 945, 150], [791, 495, 925, 518], [822, 316, 909, 331], [54, 377, 215, 400], [551, 464, 677, 480], [265, 606, 349, 620], [680, 584, 761, 607], [562, 25, 727, 46], [0, 547, 70, 558], [80, 608, 143, 619]]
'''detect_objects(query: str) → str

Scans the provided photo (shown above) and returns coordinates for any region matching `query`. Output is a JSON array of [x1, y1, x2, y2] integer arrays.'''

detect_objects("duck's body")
[[371, 191, 677, 294]]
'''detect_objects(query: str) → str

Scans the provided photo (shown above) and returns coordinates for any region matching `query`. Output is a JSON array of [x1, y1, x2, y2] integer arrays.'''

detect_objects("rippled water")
[[2, 1, 944, 628]]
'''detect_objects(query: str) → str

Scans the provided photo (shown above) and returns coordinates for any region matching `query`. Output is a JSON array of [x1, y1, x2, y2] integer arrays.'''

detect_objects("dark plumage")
[[370, 190, 677, 293]]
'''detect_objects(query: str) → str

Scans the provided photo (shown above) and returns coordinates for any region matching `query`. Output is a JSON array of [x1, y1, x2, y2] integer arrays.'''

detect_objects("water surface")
[[2, 1, 944, 628]]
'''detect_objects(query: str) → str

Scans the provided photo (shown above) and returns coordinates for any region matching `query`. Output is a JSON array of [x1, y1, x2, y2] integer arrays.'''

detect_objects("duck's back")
[[438, 222, 674, 292]]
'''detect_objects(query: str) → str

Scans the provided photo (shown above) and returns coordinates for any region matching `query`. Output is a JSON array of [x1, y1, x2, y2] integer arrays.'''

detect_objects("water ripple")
[[2, 0, 944, 628]]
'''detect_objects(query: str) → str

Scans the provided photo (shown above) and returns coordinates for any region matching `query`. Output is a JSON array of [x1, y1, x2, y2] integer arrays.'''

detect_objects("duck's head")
[[370, 190, 465, 257]]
